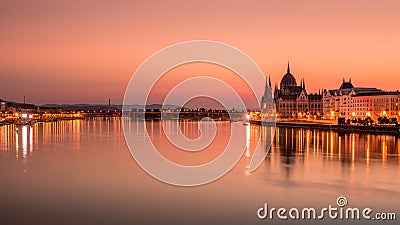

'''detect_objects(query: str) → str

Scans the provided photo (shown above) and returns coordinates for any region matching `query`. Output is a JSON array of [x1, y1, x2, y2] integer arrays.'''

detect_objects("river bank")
[[250, 120, 400, 135]]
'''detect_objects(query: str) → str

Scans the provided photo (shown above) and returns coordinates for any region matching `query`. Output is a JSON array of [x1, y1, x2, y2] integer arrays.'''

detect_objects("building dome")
[[280, 63, 297, 88], [281, 72, 297, 86]]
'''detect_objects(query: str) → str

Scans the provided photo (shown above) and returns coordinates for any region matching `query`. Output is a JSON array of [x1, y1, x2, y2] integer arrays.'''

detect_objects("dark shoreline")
[[250, 120, 400, 136]]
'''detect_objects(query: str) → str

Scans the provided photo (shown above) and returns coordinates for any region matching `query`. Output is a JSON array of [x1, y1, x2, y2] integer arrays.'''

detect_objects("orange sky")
[[1, 0, 399, 105]]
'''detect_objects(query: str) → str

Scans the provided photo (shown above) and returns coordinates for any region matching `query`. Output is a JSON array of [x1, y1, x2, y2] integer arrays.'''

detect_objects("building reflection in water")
[[14, 125, 33, 159], [245, 125, 250, 158], [0, 119, 399, 175], [0, 117, 123, 161], [266, 126, 400, 178]]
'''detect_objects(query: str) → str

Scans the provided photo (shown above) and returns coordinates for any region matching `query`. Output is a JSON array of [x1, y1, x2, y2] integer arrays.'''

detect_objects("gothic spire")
[[268, 74, 272, 87], [287, 61, 291, 73]]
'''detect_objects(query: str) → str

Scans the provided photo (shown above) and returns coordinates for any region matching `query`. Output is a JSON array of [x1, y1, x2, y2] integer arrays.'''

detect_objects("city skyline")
[[2, 63, 397, 107], [1, 1, 400, 105]]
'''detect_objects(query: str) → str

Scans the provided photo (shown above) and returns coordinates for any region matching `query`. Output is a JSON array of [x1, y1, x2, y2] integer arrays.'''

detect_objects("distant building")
[[323, 79, 400, 121], [273, 63, 323, 119], [0, 102, 5, 112], [353, 92, 400, 121], [7, 107, 17, 113]]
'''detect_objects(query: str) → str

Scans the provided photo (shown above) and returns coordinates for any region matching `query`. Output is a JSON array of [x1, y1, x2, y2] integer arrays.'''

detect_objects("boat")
[[14, 119, 35, 126], [37, 118, 53, 123], [61, 117, 75, 120], [14, 120, 29, 126]]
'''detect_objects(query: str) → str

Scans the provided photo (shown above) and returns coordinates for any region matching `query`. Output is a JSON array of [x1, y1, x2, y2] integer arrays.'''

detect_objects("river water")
[[0, 118, 399, 225]]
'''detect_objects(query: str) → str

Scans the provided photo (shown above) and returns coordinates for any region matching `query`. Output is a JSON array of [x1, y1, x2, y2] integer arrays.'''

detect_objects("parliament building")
[[273, 63, 323, 119], [261, 63, 400, 122]]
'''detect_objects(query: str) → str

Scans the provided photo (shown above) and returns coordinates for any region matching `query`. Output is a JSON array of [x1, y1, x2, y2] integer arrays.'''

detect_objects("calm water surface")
[[0, 118, 399, 225]]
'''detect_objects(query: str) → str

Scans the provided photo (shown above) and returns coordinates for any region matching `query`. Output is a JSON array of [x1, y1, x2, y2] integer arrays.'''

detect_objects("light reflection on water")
[[0, 118, 399, 225], [1, 118, 399, 183]]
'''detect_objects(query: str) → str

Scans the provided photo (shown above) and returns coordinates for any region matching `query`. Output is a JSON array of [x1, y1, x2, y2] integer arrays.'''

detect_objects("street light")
[[330, 111, 335, 120]]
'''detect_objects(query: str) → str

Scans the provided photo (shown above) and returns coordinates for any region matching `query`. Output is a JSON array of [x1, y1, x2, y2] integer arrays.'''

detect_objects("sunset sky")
[[1, 0, 400, 105]]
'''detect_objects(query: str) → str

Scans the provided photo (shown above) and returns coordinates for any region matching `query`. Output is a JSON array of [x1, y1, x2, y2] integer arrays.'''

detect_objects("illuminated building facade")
[[323, 79, 400, 121]]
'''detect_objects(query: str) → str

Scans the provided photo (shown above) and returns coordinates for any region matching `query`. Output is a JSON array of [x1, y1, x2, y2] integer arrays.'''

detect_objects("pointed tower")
[[287, 61, 291, 73], [268, 75, 272, 88], [262, 75, 273, 103], [261, 74, 275, 123]]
